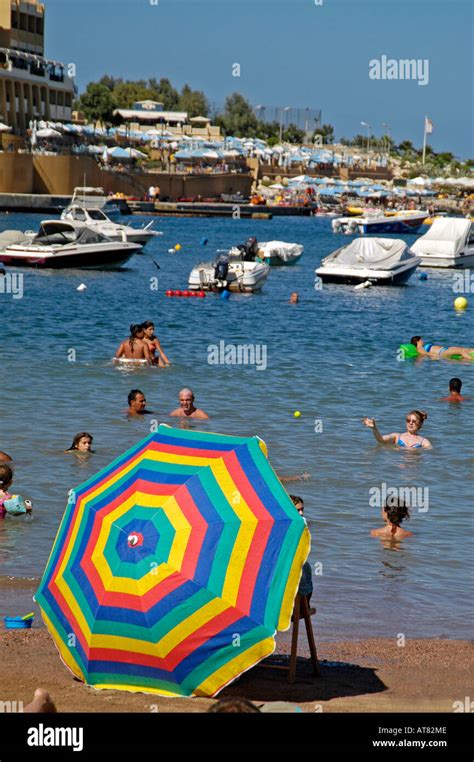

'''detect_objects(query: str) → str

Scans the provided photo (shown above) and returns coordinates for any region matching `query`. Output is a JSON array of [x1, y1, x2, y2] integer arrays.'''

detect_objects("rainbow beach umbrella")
[[35, 425, 310, 697]]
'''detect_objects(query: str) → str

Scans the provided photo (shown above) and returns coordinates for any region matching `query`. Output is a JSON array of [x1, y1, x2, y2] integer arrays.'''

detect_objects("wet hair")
[[449, 377, 462, 393], [141, 321, 154, 331], [408, 409, 428, 428], [410, 335, 422, 346], [129, 323, 144, 350], [290, 495, 304, 508], [383, 498, 410, 528], [207, 698, 261, 713], [0, 464, 13, 489], [128, 389, 144, 406], [67, 432, 94, 451]]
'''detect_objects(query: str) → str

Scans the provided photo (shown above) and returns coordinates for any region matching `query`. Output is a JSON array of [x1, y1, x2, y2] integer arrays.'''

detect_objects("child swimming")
[[65, 432, 94, 454], [0, 464, 32, 518], [371, 499, 412, 540]]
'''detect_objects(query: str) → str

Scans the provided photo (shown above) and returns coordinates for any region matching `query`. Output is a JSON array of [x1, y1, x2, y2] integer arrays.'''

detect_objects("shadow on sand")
[[220, 654, 387, 704]]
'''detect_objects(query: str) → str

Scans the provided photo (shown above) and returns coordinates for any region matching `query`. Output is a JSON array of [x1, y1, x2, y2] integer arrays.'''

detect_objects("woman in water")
[[371, 499, 412, 540], [115, 324, 152, 365], [362, 410, 432, 448], [66, 433, 94, 454], [411, 335, 474, 361], [141, 321, 171, 367]]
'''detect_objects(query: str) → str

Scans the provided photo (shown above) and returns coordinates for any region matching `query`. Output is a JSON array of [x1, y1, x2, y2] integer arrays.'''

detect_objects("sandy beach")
[[1, 630, 471, 713]]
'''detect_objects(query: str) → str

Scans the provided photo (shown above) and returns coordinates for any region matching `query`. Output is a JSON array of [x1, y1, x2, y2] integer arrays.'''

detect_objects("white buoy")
[[353, 280, 372, 290], [168, 248, 175, 253], [77, 283, 88, 291]]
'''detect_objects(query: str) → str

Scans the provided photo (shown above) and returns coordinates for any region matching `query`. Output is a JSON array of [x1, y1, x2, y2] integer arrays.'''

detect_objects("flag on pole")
[[425, 117, 433, 134]]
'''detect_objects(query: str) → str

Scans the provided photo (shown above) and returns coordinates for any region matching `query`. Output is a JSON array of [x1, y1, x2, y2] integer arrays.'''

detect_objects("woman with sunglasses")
[[362, 410, 432, 449]]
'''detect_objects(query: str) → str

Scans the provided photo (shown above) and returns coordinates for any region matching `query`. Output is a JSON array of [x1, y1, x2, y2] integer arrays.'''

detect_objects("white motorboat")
[[315, 237, 420, 285], [332, 210, 429, 235], [67, 186, 122, 220], [411, 217, 474, 268], [254, 240, 304, 266], [0, 221, 141, 269], [60, 204, 162, 247], [188, 250, 270, 293], [229, 236, 303, 266]]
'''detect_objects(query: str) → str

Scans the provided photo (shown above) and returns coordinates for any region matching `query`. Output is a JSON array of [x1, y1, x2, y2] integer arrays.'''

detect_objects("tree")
[[78, 83, 116, 127], [152, 78, 180, 110], [282, 123, 305, 144], [99, 74, 122, 91], [217, 93, 258, 137], [112, 80, 152, 109], [178, 85, 209, 118], [314, 123, 334, 143]]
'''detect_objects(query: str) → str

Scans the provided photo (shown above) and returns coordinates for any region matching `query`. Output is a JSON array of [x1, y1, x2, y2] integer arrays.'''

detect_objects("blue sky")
[[46, 0, 472, 157]]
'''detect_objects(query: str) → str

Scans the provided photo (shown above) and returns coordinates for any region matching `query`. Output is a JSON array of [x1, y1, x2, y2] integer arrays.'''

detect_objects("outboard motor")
[[214, 255, 229, 284]]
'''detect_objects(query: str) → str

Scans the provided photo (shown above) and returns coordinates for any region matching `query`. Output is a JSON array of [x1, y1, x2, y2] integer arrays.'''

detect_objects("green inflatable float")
[[399, 343, 474, 360]]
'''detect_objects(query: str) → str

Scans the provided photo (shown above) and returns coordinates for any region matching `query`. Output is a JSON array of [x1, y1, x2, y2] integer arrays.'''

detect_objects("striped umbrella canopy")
[[35, 425, 310, 698]]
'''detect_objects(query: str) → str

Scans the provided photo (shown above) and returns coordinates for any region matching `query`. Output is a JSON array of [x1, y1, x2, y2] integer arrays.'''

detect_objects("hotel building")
[[0, 0, 75, 131]]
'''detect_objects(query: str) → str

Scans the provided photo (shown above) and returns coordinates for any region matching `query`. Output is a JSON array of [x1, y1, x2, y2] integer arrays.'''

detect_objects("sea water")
[[0, 213, 472, 640]]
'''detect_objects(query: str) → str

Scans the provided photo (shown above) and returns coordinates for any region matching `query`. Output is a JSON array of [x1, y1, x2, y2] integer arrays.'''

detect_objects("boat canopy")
[[411, 218, 472, 258], [35, 222, 109, 246], [327, 237, 411, 269]]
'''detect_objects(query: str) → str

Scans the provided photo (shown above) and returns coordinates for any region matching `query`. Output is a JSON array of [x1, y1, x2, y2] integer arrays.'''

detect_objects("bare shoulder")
[[195, 410, 210, 420], [169, 409, 181, 417]]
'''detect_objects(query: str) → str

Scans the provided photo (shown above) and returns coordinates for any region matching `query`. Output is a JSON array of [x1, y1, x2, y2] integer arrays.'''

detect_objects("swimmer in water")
[[169, 388, 209, 419], [66, 432, 94, 454], [289, 292, 299, 304], [115, 324, 152, 365], [141, 321, 171, 367], [362, 410, 432, 449], [371, 499, 412, 540], [410, 335, 474, 361], [0, 451, 12, 462], [0, 464, 32, 518], [440, 377, 470, 402], [127, 389, 153, 417]]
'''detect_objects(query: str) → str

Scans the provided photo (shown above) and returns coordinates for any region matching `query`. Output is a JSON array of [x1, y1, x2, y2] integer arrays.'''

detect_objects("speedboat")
[[315, 237, 420, 285], [68, 187, 122, 220], [332, 210, 429, 235], [188, 250, 270, 293], [60, 204, 162, 247], [0, 221, 141, 269], [411, 217, 474, 268]]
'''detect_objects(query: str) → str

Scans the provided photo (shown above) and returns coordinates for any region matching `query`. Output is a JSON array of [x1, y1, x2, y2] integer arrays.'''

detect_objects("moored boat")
[[188, 250, 270, 293], [0, 221, 141, 269], [332, 210, 429, 235], [411, 217, 474, 268], [316, 237, 420, 285]]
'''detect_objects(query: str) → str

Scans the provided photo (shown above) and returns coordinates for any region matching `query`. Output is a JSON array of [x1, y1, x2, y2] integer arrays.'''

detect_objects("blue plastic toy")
[[4, 613, 34, 629]]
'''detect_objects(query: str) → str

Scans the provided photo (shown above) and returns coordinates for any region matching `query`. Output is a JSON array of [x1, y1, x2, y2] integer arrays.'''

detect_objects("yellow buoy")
[[293, 411, 301, 418], [454, 296, 468, 310], [175, 244, 181, 251]]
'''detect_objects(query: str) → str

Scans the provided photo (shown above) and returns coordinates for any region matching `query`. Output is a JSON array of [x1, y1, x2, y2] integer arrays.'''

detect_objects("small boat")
[[411, 217, 474, 268], [332, 210, 429, 235], [255, 240, 304, 266], [228, 236, 303, 266], [315, 237, 420, 285], [188, 250, 270, 293], [0, 221, 141, 269], [60, 204, 162, 247]]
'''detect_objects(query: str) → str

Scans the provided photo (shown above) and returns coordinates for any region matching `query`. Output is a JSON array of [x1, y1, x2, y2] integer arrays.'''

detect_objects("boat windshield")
[[87, 209, 109, 221]]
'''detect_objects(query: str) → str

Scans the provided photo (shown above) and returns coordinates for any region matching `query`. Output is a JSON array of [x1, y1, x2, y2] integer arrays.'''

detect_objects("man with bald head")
[[0, 451, 12, 462], [169, 388, 209, 420]]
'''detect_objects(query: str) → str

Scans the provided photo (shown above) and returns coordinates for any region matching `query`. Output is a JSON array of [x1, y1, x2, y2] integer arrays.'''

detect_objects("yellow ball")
[[454, 296, 468, 310], [175, 244, 181, 251], [293, 411, 301, 418]]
